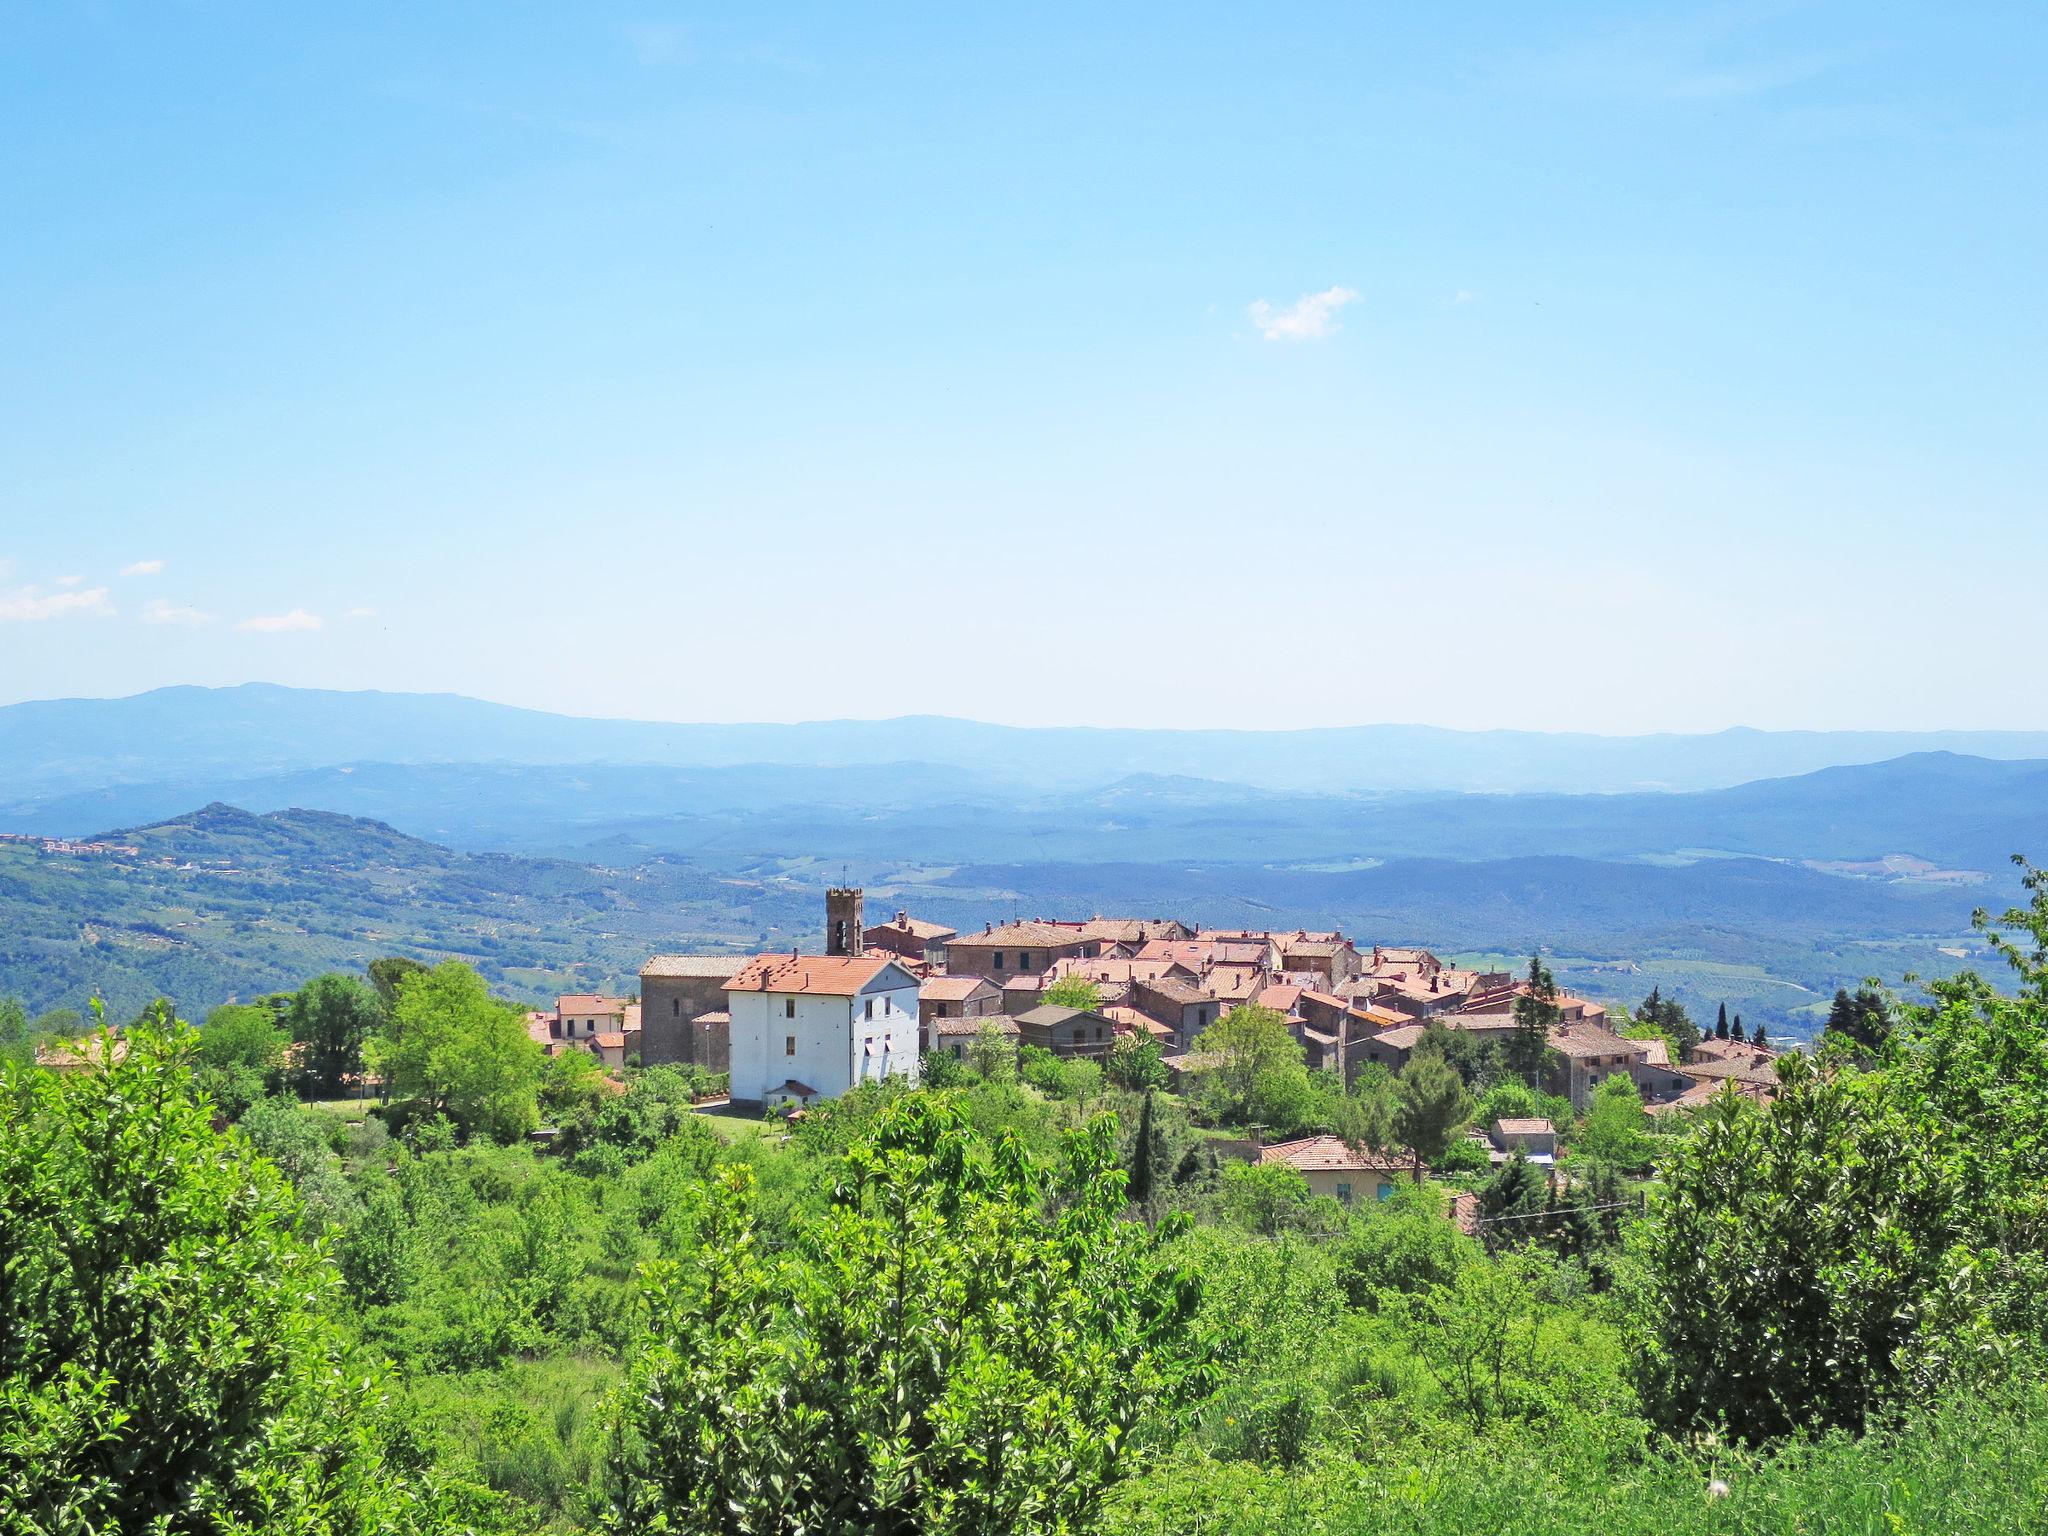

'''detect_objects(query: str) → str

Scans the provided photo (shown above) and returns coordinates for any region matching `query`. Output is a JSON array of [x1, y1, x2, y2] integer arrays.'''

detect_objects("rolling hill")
[[8, 682, 2048, 797]]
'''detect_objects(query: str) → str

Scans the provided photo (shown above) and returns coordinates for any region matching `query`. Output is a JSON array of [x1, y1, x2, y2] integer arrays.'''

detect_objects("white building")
[[724, 952, 922, 1109]]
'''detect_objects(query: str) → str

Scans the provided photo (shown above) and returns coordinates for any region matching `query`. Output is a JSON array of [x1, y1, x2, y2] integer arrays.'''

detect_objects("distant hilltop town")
[[521, 887, 1779, 1117]]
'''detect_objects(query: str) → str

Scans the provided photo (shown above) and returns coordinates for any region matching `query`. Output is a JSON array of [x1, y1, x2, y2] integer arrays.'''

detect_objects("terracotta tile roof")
[[921, 976, 997, 1000], [593, 1031, 625, 1049], [1047, 956, 1192, 986], [1280, 938, 1351, 958], [1494, 1117, 1555, 1136], [1448, 1189, 1482, 1236], [1079, 918, 1191, 944], [936, 1013, 1016, 1037], [1548, 1021, 1649, 1060], [1648, 1077, 1776, 1115], [1348, 1003, 1411, 1031], [1136, 975, 1211, 1006], [950, 921, 1091, 948], [1257, 984, 1304, 1013], [1206, 965, 1269, 1000], [642, 954, 753, 979], [558, 994, 627, 1015], [1638, 1037, 1672, 1067], [1137, 937, 1269, 967], [691, 1010, 730, 1024], [1681, 1056, 1780, 1088], [726, 953, 908, 997], [1104, 1005, 1173, 1038], [1367, 1024, 1428, 1051], [1015, 1004, 1101, 1028], [1260, 1135, 1409, 1174], [868, 912, 957, 940]]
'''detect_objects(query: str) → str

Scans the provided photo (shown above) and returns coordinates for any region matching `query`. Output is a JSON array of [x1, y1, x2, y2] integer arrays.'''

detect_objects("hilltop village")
[[526, 887, 1781, 1132]]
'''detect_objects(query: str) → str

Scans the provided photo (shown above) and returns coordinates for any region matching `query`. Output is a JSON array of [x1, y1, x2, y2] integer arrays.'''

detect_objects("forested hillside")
[[0, 801, 1993, 1036], [5, 872, 2046, 1532], [0, 804, 807, 1015]]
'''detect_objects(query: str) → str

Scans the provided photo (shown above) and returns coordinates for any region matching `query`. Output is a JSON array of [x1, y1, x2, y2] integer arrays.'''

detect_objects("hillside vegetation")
[[4, 869, 2046, 1532]]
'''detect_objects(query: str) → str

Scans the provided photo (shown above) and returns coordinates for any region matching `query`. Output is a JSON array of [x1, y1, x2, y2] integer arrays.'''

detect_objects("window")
[[1335, 1182, 1352, 1204], [672, 998, 680, 1016], [993, 952, 1005, 969], [785, 1035, 796, 1056], [1020, 952, 1033, 970], [1376, 1182, 1395, 1201], [785, 998, 796, 1019], [865, 998, 874, 1020]]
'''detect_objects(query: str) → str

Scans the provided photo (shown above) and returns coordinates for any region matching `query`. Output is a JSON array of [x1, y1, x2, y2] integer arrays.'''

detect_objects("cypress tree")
[[1715, 1002, 1730, 1040]]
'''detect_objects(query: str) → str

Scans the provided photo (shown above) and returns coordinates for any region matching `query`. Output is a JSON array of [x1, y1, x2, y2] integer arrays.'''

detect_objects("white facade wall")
[[728, 974, 921, 1105]]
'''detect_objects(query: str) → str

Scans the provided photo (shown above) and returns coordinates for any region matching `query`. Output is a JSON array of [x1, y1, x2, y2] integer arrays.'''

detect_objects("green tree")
[[1823, 984, 1892, 1055], [609, 1098, 1206, 1534], [373, 961, 544, 1143], [0, 1008, 469, 1531], [1576, 1073, 1656, 1171], [367, 954, 431, 1015], [965, 1020, 1018, 1083], [288, 972, 384, 1098], [1105, 1030, 1169, 1092], [1477, 1150, 1545, 1252], [1752, 1020, 1769, 1049], [1638, 985, 1702, 1063], [1127, 1088, 1168, 1222], [195, 1000, 288, 1118], [1192, 1005, 1311, 1132], [1041, 974, 1104, 1011], [1634, 858, 2048, 1444], [1715, 1001, 1730, 1039], [1393, 1048, 1471, 1167], [1505, 954, 1559, 1086]]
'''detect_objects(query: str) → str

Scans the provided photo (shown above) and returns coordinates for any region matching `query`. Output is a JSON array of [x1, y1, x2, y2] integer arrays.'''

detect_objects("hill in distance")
[[0, 799, 2002, 1041], [8, 682, 2048, 797]]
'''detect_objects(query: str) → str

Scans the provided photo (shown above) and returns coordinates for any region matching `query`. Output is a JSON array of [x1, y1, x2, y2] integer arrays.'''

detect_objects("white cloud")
[[1248, 286, 1360, 342], [120, 559, 166, 576], [345, 605, 377, 619], [55, 573, 83, 586], [1452, 289, 1477, 305], [0, 585, 116, 622], [140, 597, 217, 627], [237, 609, 324, 633]]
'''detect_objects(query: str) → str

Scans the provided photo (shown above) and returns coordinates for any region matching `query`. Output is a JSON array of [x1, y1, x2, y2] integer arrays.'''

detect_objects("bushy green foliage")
[[1105, 1382, 2048, 1536], [1191, 1005, 1312, 1131], [610, 1098, 1209, 1534], [288, 972, 384, 1097], [1041, 974, 1105, 1011], [1634, 862, 2048, 1440], [1575, 1074, 1657, 1171], [0, 1010, 481, 1533], [195, 1000, 288, 1118], [373, 961, 544, 1143]]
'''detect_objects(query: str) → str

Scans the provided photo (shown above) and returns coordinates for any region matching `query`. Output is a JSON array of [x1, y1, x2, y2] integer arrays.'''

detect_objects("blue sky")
[[1, 1, 2042, 731]]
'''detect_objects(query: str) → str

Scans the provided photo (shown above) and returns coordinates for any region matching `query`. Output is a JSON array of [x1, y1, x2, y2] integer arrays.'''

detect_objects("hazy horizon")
[[10, 678, 2048, 743]]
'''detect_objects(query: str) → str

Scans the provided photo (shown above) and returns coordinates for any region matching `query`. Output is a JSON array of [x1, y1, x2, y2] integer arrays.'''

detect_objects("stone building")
[[944, 920, 1096, 985], [639, 954, 751, 1071]]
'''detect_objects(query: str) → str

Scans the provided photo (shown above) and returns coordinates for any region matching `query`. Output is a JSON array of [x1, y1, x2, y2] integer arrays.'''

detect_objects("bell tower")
[[826, 886, 865, 957]]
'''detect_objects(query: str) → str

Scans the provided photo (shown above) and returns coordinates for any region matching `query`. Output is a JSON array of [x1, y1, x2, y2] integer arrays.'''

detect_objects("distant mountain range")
[[0, 802, 1994, 1035], [8, 682, 2048, 796], [2, 683, 2039, 1036]]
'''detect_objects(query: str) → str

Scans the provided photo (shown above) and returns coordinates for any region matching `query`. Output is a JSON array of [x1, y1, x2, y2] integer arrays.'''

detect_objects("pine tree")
[[1730, 1016, 1747, 1043], [1752, 1021, 1769, 1049], [1128, 1088, 1167, 1222]]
